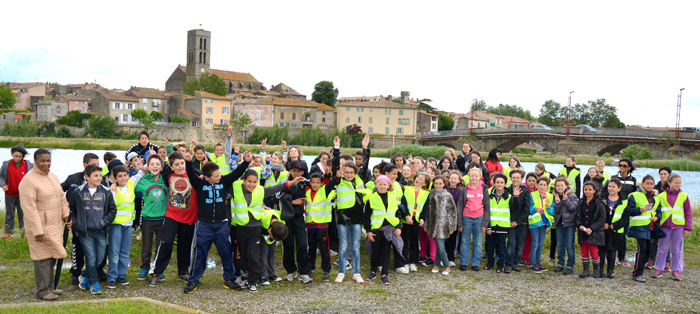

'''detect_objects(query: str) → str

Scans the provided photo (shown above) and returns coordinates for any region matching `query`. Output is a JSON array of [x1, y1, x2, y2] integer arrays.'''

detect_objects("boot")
[[592, 260, 601, 278], [599, 261, 606, 278], [579, 259, 590, 278], [607, 262, 615, 279]]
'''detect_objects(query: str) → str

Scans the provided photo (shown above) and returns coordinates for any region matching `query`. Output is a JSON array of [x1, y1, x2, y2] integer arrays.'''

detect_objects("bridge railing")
[[423, 126, 695, 139]]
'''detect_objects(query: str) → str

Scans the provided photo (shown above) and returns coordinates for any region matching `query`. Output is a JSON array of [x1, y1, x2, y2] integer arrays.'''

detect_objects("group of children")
[[4, 134, 693, 296]]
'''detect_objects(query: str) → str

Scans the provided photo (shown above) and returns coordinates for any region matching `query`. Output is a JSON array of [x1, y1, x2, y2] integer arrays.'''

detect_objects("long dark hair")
[[582, 181, 600, 200], [486, 148, 502, 163]]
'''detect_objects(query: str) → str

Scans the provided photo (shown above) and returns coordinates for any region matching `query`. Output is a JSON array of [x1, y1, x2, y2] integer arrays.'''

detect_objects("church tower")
[[186, 29, 211, 81]]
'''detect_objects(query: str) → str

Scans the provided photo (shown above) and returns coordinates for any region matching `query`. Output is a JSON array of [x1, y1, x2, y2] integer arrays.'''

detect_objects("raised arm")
[[222, 151, 252, 186]]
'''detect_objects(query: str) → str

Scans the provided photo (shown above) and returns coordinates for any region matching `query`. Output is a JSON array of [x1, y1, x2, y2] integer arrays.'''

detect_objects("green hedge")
[[386, 144, 452, 159]]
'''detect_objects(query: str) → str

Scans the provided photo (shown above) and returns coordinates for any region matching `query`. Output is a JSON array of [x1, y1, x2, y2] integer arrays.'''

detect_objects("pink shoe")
[[651, 269, 663, 279], [616, 260, 631, 267], [671, 271, 680, 281], [664, 265, 671, 272]]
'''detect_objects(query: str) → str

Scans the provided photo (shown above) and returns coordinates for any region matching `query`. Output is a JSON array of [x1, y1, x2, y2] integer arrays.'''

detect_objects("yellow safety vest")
[[113, 180, 136, 225], [368, 192, 399, 230], [261, 209, 285, 244], [305, 186, 334, 224], [390, 181, 403, 203], [231, 181, 265, 226], [209, 154, 231, 175], [403, 186, 429, 219], [336, 176, 368, 210], [610, 199, 628, 233], [365, 180, 375, 192], [488, 188, 511, 228], [264, 170, 288, 188], [559, 168, 580, 193], [657, 191, 687, 226], [629, 191, 658, 227], [528, 192, 553, 227], [601, 172, 611, 185]]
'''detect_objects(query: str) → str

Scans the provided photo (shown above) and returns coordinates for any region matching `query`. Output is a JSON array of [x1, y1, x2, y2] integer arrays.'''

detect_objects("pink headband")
[[376, 175, 391, 185]]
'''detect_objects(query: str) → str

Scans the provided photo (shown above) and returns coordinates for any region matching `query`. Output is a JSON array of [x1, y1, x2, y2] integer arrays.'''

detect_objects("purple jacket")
[[656, 188, 693, 231]]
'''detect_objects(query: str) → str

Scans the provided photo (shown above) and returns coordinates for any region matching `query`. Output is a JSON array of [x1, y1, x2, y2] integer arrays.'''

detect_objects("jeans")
[[337, 224, 361, 274], [80, 229, 107, 285], [530, 226, 547, 265], [555, 224, 576, 269], [506, 224, 527, 268], [107, 224, 133, 281], [459, 215, 483, 267], [434, 238, 449, 268]]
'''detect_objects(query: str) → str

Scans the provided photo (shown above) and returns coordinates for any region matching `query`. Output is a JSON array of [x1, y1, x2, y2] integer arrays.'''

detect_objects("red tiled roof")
[[95, 92, 138, 102], [234, 97, 331, 110], [417, 110, 438, 117], [128, 87, 167, 99], [178, 109, 200, 118], [195, 91, 230, 101], [178, 66, 259, 83], [338, 101, 415, 110]]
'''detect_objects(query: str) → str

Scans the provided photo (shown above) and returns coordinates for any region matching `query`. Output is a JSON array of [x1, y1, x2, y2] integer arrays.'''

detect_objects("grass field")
[[0, 298, 201, 313]]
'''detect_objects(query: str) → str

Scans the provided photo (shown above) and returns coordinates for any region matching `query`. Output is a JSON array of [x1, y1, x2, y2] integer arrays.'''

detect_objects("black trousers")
[[401, 223, 420, 264], [237, 226, 262, 283], [140, 219, 164, 271], [486, 232, 508, 267], [633, 238, 651, 278], [153, 217, 195, 276], [229, 225, 242, 277], [370, 231, 392, 276], [598, 246, 616, 272], [549, 228, 557, 260], [446, 230, 459, 262], [282, 215, 311, 275], [307, 228, 331, 273], [134, 197, 143, 229]]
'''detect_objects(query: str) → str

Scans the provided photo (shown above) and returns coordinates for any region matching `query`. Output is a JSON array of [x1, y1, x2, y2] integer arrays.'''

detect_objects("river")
[[1, 147, 699, 209]]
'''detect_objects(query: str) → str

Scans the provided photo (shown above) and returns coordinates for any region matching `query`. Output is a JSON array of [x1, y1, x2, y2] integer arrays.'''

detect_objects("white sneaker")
[[442, 270, 450, 276], [431, 268, 439, 273], [284, 272, 298, 281], [335, 273, 345, 283], [352, 273, 364, 284], [409, 264, 418, 272], [395, 266, 409, 274], [330, 250, 338, 256], [299, 274, 313, 284], [449, 261, 456, 267]]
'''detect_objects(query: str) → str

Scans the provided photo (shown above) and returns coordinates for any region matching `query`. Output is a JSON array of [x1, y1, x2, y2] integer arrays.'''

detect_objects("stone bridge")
[[419, 127, 700, 158]]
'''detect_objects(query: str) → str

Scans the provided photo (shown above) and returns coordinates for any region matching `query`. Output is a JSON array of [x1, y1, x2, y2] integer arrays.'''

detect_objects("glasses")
[[619, 164, 629, 168]]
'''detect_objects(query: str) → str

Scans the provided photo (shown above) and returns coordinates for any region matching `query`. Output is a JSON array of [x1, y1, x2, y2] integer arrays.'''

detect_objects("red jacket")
[[5, 161, 28, 196], [483, 160, 503, 187]]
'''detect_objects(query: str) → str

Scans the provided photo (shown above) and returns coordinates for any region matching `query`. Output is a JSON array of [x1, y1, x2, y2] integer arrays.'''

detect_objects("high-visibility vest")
[[601, 172, 611, 185], [209, 154, 231, 175], [336, 175, 368, 210], [365, 180, 375, 192], [261, 209, 285, 244], [249, 166, 263, 180], [559, 168, 580, 193], [488, 188, 511, 228], [264, 170, 288, 188], [305, 186, 333, 224], [610, 199, 628, 233], [113, 180, 136, 225], [657, 191, 687, 226], [368, 192, 399, 230], [528, 192, 553, 227], [403, 186, 429, 219], [231, 181, 265, 226], [390, 181, 403, 203], [629, 191, 658, 227]]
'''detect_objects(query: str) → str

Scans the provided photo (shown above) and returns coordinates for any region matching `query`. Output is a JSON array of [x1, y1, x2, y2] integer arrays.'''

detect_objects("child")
[[469, 151, 490, 181], [534, 163, 556, 181], [283, 141, 309, 176], [70, 164, 117, 295], [207, 123, 234, 175], [575, 181, 606, 278], [520, 172, 539, 267], [583, 167, 604, 188], [503, 156, 524, 187], [134, 154, 169, 281], [263, 151, 288, 210], [484, 173, 510, 272], [423, 175, 458, 275], [365, 164, 382, 191], [552, 177, 579, 275], [1, 145, 32, 239], [279, 161, 314, 284], [125, 152, 145, 230], [419, 166, 438, 266], [505, 169, 530, 273], [457, 167, 489, 271], [260, 209, 289, 284], [528, 176, 555, 273], [445, 171, 465, 267], [402, 164, 416, 186], [648, 167, 673, 271], [412, 156, 426, 173], [402, 173, 430, 272], [628, 174, 658, 282], [601, 158, 636, 268], [105, 165, 138, 289], [305, 172, 337, 282], [438, 156, 455, 171], [595, 160, 611, 185], [101, 152, 116, 176], [426, 157, 438, 168], [125, 130, 159, 161], [391, 153, 407, 184], [652, 173, 692, 281], [559, 155, 581, 199], [192, 145, 211, 176], [380, 162, 409, 274], [600, 178, 629, 279], [364, 175, 403, 285], [484, 149, 504, 186], [182, 147, 251, 293]]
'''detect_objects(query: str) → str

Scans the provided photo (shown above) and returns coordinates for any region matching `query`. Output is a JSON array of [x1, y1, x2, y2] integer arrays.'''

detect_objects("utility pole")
[[676, 88, 685, 139], [567, 91, 574, 137], [470, 99, 476, 135]]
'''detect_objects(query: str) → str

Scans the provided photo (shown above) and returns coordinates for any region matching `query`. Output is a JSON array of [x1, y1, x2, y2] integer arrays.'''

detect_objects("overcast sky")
[[1, 0, 698, 127]]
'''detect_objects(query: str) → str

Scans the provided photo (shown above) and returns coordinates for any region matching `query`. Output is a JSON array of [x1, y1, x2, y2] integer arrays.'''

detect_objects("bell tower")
[[186, 29, 211, 81]]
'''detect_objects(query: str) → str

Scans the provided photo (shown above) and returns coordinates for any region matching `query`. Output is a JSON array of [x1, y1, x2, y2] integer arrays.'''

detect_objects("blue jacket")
[[529, 193, 555, 229], [627, 188, 656, 240]]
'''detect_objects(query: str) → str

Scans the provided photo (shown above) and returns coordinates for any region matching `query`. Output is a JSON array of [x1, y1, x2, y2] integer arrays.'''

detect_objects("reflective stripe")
[[372, 210, 386, 216], [630, 216, 650, 220], [357, 184, 365, 189], [232, 203, 247, 208], [307, 211, 332, 217], [116, 211, 132, 216], [336, 187, 354, 193], [117, 202, 133, 207], [490, 216, 510, 221], [491, 207, 510, 213], [660, 207, 673, 212], [370, 220, 383, 225], [613, 214, 622, 219], [528, 213, 540, 220], [306, 202, 333, 207], [337, 196, 355, 202], [233, 213, 249, 219]]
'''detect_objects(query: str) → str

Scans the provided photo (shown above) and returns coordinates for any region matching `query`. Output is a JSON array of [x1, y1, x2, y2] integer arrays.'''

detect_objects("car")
[[576, 124, 597, 133], [533, 124, 552, 131], [682, 127, 700, 132]]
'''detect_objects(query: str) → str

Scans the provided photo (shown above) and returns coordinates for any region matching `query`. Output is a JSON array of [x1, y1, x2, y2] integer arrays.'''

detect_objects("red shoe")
[[2, 234, 10, 239], [651, 269, 663, 279], [664, 265, 671, 272], [671, 271, 680, 281], [644, 262, 653, 269], [616, 260, 631, 267]]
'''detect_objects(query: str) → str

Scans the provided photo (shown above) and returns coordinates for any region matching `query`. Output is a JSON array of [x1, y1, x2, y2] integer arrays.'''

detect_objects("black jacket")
[[186, 159, 249, 223], [69, 184, 117, 237], [506, 184, 531, 226], [330, 148, 366, 225], [575, 197, 606, 246], [602, 197, 630, 250], [601, 173, 637, 200], [125, 142, 160, 161], [61, 171, 86, 204], [456, 151, 473, 175]]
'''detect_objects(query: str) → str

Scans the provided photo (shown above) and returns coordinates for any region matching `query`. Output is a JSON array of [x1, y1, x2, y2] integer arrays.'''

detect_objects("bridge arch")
[[597, 144, 629, 156], [495, 139, 530, 153], [433, 142, 456, 149]]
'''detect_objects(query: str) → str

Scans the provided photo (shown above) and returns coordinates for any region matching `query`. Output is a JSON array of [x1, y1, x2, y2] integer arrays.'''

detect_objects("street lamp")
[[567, 91, 574, 137], [470, 98, 477, 135], [675, 88, 685, 139]]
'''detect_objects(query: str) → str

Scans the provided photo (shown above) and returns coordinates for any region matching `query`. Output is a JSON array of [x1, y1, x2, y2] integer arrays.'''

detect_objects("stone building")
[[416, 110, 439, 134], [184, 91, 232, 130], [33, 100, 68, 122], [57, 94, 90, 113], [125, 87, 169, 115], [233, 98, 335, 130], [3, 82, 46, 110], [337, 101, 418, 136], [91, 92, 140, 125]]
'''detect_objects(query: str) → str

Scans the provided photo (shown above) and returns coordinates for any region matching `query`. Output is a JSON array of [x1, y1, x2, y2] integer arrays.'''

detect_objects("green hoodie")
[[135, 172, 168, 220]]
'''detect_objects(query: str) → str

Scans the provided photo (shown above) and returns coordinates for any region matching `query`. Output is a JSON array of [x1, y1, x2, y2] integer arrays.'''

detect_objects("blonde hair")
[[468, 167, 482, 177], [596, 160, 605, 166]]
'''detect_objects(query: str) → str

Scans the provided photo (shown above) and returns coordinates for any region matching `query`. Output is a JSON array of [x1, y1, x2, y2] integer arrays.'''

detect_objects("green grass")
[[0, 299, 198, 314], [636, 158, 700, 171]]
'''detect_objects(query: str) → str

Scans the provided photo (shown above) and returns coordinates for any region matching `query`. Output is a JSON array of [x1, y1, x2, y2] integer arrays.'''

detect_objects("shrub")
[[1, 120, 40, 137], [621, 144, 652, 160], [56, 126, 72, 138]]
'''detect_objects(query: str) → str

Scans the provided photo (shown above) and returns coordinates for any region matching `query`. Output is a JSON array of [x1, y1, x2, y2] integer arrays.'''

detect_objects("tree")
[[56, 110, 91, 128], [345, 124, 362, 135], [568, 98, 625, 128], [56, 126, 72, 138], [131, 109, 154, 128], [85, 115, 116, 138], [487, 103, 534, 121], [311, 81, 339, 108], [472, 99, 487, 111], [416, 98, 437, 114], [392, 99, 404, 105], [149, 111, 163, 121], [537, 100, 567, 127], [229, 110, 252, 137], [438, 113, 454, 131], [183, 72, 227, 96], [0, 85, 16, 109], [169, 115, 189, 124]]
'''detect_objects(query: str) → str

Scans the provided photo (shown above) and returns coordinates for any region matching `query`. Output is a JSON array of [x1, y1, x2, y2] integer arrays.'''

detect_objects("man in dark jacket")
[[504, 169, 530, 273]]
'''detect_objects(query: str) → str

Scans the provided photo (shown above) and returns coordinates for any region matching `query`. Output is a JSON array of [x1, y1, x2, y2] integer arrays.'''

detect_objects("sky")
[[1, 0, 698, 128]]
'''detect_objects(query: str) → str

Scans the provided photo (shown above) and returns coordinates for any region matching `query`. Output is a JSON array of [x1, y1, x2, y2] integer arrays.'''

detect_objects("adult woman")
[[456, 143, 474, 175], [484, 149, 504, 186], [1, 145, 33, 238], [19, 149, 72, 300]]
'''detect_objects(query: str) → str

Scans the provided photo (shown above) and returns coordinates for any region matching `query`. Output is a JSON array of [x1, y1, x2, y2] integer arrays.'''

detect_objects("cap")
[[288, 160, 305, 171], [127, 152, 139, 162], [107, 159, 124, 175]]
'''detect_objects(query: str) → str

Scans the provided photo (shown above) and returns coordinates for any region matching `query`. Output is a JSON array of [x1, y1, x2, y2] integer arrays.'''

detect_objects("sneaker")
[[539, 264, 548, 272], [395, 266, 409, 274], [563, 267, 573, 275], [503, 267, 512, 274], [284, 272, 298, 281], [664, 265, 671, 272], [79, 276, 89, 291], [554, 266, 564, 272], [72, 273, 81, 285], [409, 264, 418, 272], [90, 283, 103, 295], [352, 273, 364, 284], [442, 269, 450, 276], [183, 282, 198, 294], [431, 267, 439, 273], [269, 275, 282, 282], [106, 280, 116, 289], [484, 264, 493, 271], [335, 273, 345, 283], [671, 271, 680, 281], [330, 249, 338, 256], [449, 261, 456, 267], [366, 272, 377, 281], [651, 269, 663, 279], [138, 269, 148, 281], [617, 260, 631, 267], [148, 275, 159, 287], [459, 265, 469, 271], [41, 293, 59, 301], [299, 274, 313, 284], [2, 234, 10, 239], [512, 265, 521, 272], [531, 265, 542, 274], [322, 272, 330, 282], [471, 266, 480, 272], [157, 273, 166, 281], [249, 282, 258, 293], [381, 275, 390, 285], [519, 259, 530, 267], [178, 274, 189, 282], [421, 259, 434, 266], [236, 277, 248, 289], [259, 278, 271, 286], [549, 258, 555, 265], [97, 269, 108, 282], [224, 280, 242, 291], [645, 262, 654, 269], [497, 266, 504, 273], [118, 277, 129, 286], [633, 275, 647, 283]]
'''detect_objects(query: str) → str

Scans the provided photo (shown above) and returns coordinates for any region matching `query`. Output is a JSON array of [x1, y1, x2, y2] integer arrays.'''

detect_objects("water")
[[1, 147, 699, 208]]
